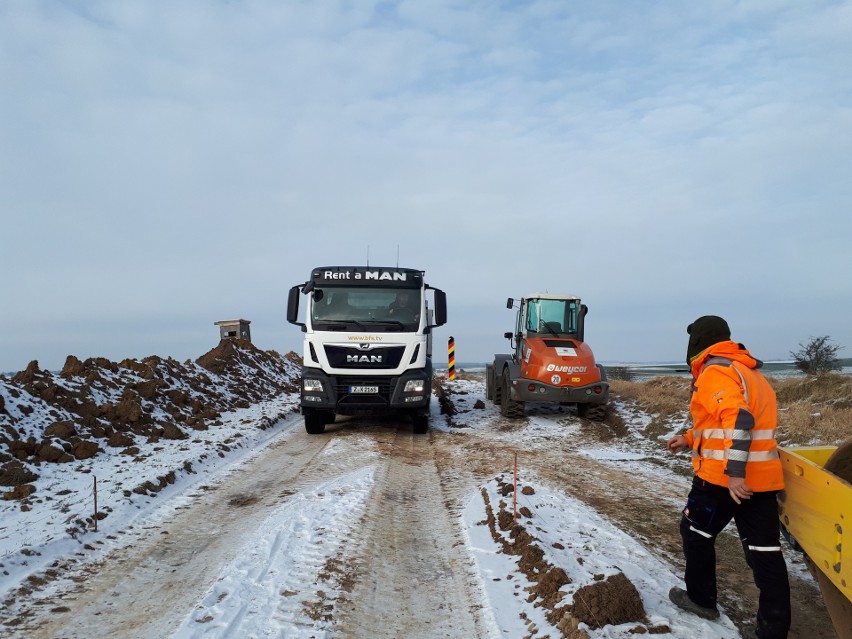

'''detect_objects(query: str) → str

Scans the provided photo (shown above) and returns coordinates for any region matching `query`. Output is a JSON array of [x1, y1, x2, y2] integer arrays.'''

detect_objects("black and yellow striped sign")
[[448, 336, 456, 380]]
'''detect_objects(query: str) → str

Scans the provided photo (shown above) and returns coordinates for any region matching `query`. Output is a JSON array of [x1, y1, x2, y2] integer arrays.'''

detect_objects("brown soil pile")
[[569, 572, 646, 628], [0, 340, 300, 499], [825, 440, 852, 483]]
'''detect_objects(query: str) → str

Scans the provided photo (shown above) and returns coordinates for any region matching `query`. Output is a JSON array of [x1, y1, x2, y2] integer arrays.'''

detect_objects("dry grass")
[[609, 376, 691, 418], [771, 374, 852, 446], [611, 374, 852, 447]]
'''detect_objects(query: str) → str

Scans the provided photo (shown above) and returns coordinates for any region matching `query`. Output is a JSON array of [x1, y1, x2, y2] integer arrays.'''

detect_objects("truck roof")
[[309, 266, 424, 289], [526, 293, 581, 301]]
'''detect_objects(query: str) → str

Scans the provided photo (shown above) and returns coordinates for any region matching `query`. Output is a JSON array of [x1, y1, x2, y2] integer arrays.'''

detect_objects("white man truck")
[[287, 266, 447, 435]]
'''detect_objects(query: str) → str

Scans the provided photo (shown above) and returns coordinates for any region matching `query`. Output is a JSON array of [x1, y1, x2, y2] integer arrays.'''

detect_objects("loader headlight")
[[404, 379, 425, 393]]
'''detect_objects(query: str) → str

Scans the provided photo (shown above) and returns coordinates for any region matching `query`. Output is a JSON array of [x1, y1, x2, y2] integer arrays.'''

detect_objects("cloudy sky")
[[2, 0, 851, 372]]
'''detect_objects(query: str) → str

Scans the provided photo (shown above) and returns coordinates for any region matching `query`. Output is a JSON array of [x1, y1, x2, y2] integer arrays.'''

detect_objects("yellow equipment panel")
[[778, 446, 851, 603]]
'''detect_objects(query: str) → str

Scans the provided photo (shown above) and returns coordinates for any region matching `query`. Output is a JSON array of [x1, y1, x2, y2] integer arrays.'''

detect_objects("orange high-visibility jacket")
[[683, 340, 784, 491]]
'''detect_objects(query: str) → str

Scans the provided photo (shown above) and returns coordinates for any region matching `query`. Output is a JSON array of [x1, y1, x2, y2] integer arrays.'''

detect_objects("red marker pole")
[[448, 336, 456, 380], [513, 452, 518, 524]]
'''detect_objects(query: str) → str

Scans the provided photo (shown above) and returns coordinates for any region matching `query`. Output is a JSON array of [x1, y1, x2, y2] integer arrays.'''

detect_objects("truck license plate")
[[349, 385, 378, 394]]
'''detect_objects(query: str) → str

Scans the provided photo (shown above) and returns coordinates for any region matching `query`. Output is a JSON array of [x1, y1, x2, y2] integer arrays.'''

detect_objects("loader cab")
[[507, 294, 588, 362]]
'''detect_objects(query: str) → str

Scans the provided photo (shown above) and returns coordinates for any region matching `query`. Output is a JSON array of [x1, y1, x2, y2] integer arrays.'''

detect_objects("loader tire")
[[492, 371, 503, 406], [500, 370, 525, 419]]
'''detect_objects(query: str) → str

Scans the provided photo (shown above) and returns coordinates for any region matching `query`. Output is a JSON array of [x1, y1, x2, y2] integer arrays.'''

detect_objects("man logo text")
[[347, 355, 383, 363]]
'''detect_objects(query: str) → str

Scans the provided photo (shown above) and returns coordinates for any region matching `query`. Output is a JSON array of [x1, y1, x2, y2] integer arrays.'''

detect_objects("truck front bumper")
[[300, 366, 432, 415]]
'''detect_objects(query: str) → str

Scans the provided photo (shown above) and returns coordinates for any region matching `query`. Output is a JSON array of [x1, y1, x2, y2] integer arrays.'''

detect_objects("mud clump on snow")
[[0, 339, 301, 501]]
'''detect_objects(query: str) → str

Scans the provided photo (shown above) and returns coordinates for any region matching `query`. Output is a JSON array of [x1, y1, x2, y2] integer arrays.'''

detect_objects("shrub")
[[790, 336, 843, 375]]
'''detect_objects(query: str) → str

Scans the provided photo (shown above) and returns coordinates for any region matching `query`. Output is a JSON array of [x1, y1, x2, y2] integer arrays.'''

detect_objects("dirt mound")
[[0, 340, 301, 499], [825, 440, 852, 484], [570, 572, 646, 628]]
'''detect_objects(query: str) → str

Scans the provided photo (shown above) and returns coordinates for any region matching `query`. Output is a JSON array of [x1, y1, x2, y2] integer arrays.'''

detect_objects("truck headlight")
[[404, 379, 425, 393], [304, 379, 324, 392]]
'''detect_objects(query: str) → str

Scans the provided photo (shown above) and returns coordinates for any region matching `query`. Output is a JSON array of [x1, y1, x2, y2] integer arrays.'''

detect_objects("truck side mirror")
[[504, 331, 513, 339], [287, 285, 305, 328], [506, 298, 514, 309], [433, 289, 447, 326]]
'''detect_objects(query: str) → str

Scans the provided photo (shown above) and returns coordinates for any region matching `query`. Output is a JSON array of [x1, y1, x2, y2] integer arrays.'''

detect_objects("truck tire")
[[500, 370, 525, 419], [412, 414, 429, 434], [304, 409, 326, 435]]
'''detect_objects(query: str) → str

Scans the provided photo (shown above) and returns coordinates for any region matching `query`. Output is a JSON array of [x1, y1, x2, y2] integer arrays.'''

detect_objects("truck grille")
[[324, 345, 406, 369]]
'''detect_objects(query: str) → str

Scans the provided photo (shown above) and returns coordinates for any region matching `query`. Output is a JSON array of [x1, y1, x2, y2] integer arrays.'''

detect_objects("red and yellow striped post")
[[448, 336, 456, 380]]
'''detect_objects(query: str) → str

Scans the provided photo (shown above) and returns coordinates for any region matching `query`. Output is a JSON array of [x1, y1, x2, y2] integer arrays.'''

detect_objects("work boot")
[[669, 586, 720, 620]]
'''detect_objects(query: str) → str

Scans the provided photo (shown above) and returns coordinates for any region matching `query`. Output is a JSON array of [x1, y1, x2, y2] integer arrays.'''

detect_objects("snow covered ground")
[[0, 394, 301, 598], [0, 373, 827, 638]]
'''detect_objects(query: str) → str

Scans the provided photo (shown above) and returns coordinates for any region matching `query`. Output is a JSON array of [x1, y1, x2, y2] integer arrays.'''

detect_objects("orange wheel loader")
[[485, 294, 608, 420]]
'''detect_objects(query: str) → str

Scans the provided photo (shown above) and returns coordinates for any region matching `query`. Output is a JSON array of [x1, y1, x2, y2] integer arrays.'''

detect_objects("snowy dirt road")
[[4, 377, 837, 639]]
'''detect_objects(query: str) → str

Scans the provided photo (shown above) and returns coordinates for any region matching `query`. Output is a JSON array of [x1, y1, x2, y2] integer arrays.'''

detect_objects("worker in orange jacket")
[[667, 316, 790, 639]]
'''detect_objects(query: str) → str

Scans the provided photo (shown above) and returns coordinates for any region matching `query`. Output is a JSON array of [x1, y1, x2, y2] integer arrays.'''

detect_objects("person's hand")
[[666, 435, 689, 454], [728, 477, 753, 504]]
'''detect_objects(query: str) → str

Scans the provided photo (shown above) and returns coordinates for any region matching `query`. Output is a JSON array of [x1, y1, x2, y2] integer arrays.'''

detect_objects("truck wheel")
[[304, 410, 326, 435], [500, 370, 525, 419], [412, 414, 429, 434]]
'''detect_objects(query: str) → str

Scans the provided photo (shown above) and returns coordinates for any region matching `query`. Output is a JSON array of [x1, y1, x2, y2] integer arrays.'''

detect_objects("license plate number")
[[349, 385, 378, 394]]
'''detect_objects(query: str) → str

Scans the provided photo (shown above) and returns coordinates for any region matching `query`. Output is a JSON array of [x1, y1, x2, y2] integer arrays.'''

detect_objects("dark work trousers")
[[679, 475, 791, 639]]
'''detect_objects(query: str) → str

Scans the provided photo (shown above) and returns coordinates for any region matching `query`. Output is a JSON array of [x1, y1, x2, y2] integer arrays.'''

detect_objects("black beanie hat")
[[686, 315, 731, 364]]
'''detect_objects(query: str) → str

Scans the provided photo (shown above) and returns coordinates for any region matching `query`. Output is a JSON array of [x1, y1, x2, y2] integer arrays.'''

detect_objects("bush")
[[790, 336, 843, 375]]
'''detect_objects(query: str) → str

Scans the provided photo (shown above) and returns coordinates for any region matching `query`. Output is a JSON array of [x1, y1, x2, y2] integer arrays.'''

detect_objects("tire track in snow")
[[171, 466, 376, 639], [334, 429, 490, 639], [18, 424, 377, 639]]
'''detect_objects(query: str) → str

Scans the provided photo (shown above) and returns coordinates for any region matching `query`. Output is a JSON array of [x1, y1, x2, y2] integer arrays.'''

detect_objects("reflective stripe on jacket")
[[683, 341, 784, 491]]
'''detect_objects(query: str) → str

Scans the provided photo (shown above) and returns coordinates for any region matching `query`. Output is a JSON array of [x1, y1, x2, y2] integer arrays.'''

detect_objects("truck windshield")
[[526, 298, 579, 335], [311, 287, 422, 331]]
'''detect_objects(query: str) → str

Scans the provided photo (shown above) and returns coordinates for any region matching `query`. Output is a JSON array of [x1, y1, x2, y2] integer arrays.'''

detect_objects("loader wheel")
[[811, 440, 852, 639], [500, 370, 525, 419], [492, 376, 502, 406]]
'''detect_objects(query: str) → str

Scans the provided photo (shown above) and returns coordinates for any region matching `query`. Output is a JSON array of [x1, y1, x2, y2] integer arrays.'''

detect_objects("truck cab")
[[287, 266, 447, 434]]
